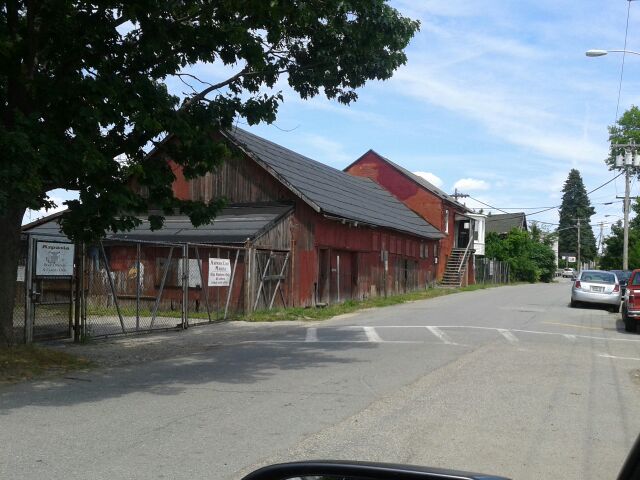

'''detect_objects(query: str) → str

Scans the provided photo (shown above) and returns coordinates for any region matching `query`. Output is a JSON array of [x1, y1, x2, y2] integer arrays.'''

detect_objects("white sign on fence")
[[208, 258, 231, 286], [35, 241, 75, 276]]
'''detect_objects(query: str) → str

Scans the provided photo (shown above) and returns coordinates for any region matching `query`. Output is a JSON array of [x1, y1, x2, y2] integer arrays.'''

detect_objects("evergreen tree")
[[558, 169, 597, 261]]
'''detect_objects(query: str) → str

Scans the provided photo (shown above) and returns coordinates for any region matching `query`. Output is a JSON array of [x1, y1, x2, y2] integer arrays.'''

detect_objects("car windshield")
[[580, 272, 616, 284], [631, 274, 640, 286]]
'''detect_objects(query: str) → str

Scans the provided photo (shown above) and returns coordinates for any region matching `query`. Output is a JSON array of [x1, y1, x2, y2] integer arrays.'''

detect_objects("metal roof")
[[23, 204, 293, 244], [226, 128, 444, 239], [485, 212, 528, 234]]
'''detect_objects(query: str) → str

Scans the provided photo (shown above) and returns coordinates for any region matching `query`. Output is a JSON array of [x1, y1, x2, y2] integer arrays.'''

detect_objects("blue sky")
[[25, 0, 640, 239]]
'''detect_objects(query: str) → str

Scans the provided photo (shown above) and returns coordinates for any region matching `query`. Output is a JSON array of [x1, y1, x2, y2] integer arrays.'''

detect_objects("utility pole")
[[612, 143, 638, 270], [597, 221, 605, 256], [577, 218, 581, 271], [624, 167, 631, 270], [451, 188, 469, 202]]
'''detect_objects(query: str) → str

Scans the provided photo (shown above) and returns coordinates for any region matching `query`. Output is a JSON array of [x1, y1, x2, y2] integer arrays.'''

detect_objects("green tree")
[[557, 169, 597, 262], [485, 228, 556, 283], [0, 2, 419, 346], [607, 105, 640, 167], [600, 199, 640, 270]]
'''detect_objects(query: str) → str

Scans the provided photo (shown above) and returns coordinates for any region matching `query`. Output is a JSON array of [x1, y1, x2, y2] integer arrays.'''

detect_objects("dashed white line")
[[426, 326, 456, 345], [498, 329, 519, 344], [363, 326, 382, 343], [564, 334, 577, 341], [599, 354, 640, 361], [305, 327, 318, 342]]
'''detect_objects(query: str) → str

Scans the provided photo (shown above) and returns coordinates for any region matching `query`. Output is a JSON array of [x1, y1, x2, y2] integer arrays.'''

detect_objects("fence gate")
[[25, 237, 75, 341]]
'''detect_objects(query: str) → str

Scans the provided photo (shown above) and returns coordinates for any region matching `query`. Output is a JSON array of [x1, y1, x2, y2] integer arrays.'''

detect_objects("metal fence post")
[[73, 242, 82, 342], [136, 242, 141, 331], [195, 247, 212, 323], [24, 235, 34, 344], [182, 243, 189, 329], [224, 249, 240, 320]]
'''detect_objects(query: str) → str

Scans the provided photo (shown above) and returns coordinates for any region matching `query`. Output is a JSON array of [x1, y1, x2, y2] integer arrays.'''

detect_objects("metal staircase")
[[441, 242, 473, 288]]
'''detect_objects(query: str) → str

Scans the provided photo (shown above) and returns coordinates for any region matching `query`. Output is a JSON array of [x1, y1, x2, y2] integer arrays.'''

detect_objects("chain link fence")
[[474, 257, 510, 284], [81, 240, 254, 338]]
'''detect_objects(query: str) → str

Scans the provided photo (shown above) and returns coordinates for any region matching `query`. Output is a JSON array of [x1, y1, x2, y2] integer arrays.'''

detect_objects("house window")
[[473, 220, 479, 241], [434, 242, 439, 258], [444, 209, 449, 234]]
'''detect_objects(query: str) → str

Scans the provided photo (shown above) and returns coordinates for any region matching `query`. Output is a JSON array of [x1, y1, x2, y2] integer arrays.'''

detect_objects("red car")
[[622, 269, 640, 332]]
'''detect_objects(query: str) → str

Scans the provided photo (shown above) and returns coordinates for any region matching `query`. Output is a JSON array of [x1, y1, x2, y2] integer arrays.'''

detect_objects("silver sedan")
[[570, 270, 621, 312]]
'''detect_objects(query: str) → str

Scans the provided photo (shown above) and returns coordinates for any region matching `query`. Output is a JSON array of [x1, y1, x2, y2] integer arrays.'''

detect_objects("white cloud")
[[413, 171, 444, 188], [454, 178, 490, 191]]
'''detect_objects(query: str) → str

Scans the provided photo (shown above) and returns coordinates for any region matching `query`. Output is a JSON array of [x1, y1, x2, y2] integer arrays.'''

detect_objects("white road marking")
[[426, 326, 456, 345], [239, 340, 424, 345], [599, 354, 640, 361], [349, 325, 640, 343], [305, 327, 318, 342], [498, 329, 519, 344], [564, 334, 577, 341], [363, 326, 382, 343]]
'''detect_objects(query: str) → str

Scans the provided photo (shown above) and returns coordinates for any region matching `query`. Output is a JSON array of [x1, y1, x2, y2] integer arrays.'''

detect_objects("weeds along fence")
[[474, 258, 510, 285]]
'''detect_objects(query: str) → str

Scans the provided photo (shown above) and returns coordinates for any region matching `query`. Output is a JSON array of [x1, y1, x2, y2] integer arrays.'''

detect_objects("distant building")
[[468, 211, 487, 256], [485, 212, 528, 235]]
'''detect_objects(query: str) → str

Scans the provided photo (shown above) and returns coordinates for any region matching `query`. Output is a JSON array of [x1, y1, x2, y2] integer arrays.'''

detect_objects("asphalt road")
[[2, 280, 640, 480]]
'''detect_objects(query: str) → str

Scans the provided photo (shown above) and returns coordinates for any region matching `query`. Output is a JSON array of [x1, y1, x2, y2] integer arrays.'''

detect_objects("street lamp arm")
[[586, 49, 640, 57]]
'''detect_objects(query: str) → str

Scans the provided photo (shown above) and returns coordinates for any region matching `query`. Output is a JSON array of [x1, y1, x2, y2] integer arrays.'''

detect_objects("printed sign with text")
[[36, 242, 75, 276], [208, 258, 231, 286]]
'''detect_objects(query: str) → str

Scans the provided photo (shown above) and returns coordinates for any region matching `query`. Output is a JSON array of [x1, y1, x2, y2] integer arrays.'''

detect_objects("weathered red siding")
[[346, 151, 474, 283], [168, 148, 439, 308]]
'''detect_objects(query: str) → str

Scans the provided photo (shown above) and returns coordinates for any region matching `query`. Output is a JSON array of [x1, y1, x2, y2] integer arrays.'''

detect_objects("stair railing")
[[456, 237, 474, 278]]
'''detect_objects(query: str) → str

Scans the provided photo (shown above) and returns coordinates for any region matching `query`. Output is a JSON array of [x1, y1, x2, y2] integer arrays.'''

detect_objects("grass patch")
[[244, 283, 508, 322], [0, 345, 93, 384]]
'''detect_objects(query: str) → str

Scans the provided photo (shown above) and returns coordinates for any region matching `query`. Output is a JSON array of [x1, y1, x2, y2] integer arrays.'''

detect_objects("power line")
[[526, 171, 626, 218], [464, 173, 625, 220], [615, 0, 632, 122]]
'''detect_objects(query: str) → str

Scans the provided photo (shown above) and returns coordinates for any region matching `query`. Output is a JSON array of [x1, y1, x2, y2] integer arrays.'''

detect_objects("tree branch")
[[180, 66, 250, 109]]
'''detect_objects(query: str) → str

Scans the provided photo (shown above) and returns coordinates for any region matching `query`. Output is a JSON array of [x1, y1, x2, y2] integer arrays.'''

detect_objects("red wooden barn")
[[166, 128, 445, 308], [345, 150, 476, 287]]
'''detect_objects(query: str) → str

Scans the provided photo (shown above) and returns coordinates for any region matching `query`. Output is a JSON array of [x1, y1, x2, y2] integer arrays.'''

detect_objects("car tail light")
[[575, 280, 581, 289], [614, 284, 620, 293]]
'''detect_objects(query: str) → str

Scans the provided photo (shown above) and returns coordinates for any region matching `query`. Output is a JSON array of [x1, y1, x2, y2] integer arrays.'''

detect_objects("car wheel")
[[609, 304, 620, 314], [570, 299, 577, 308], [625, 316, 637, 333]]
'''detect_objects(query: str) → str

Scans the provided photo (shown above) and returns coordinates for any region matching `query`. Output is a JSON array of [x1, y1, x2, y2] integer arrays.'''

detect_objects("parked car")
[[610, 269, 633, 296], [622, 269, 640, 332], [570, 270, 621, 312], [561, 267, 575, 278]]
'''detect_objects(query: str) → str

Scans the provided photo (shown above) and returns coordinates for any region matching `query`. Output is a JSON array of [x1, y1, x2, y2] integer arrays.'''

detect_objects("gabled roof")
[[346, 149, 471, 212], [23, 204, 294, 244], [225, 128, 444, 239], [485, 212, 528, 234]]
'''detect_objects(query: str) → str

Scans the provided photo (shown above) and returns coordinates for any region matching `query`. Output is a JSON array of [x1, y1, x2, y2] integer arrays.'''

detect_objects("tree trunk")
[[0, 205, 26, 347]]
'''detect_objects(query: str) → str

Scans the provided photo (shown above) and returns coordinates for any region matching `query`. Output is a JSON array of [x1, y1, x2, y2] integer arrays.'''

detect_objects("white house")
[[468, 212, 487, 256]]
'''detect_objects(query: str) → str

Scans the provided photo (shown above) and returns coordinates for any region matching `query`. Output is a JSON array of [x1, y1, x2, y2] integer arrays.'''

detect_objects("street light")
[[587, 47, 640, 271], [586, 49, 640, 57]]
